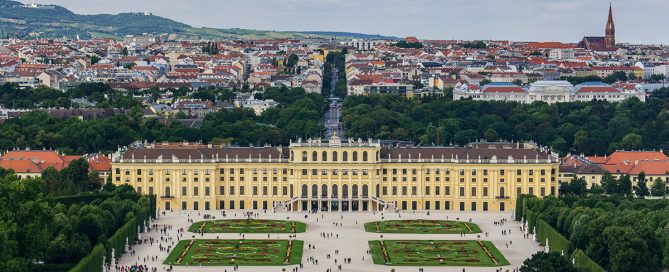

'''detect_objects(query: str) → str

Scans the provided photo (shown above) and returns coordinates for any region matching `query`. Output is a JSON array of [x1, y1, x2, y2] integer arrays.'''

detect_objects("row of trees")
[[561, 71, 641, 85], [0, 82, 140, 109], [0, 168, 143, 271], [323, 51, 347, 97], [522, 196, 669, 272], [392, 40, 424, 49], [560, 173, 667, 198], [0, 86, 325, 153], [341, 90, 669, 155]]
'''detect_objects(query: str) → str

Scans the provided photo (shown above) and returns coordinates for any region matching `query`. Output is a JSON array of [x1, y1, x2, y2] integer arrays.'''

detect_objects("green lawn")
[[369, 240, 509, 266], [164, 239, 303, 266], [364, 220, 482, 234], [188, 219, 307, 233]]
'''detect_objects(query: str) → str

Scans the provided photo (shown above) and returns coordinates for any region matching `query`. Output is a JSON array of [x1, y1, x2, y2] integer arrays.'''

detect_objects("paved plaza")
[[117, 210, 543, 272]]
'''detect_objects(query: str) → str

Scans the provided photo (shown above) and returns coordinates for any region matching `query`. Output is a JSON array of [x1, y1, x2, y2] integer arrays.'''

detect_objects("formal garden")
[[188, 219, 307, 233], [164, 239, 304, 266], [368, 240, 508, 266], [364, 219, 482, 234]]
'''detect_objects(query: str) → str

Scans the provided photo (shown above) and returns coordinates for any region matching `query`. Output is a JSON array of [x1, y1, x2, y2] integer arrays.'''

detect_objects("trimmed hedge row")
[[68, 244, 105, 272], [519, 195, 603, 271], [54, 192, 140, 206], [68, 195, 155, 272], [574, 249, 606, 272], [536, 219, 571, 254]]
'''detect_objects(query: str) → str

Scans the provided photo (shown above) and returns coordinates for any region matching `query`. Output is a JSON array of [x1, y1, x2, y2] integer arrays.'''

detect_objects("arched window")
[[342, 184, 349, 198], [165, 186, 171, 197], [302, 151, 307, 162], [332, 184, 339, 198], [312, 184, 318, 198], [363, 151, 368, 162], [322, 151, 328, 162], [321, 184, 328, 198], [353, 151, 358, 161], [343, 151, 348, 161], [312, 151, 318, 162], [301, 184, 308, 197], [376, 151, 380, 161], [500, 187, 505, 198], [362, 184, 368, 197], [352, 184, 359, 197], [290, 151, 294, 161], [333, 151, 338, 162]]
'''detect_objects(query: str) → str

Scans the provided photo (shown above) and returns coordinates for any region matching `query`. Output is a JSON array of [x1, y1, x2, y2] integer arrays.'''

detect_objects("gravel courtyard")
[[117, 209, 542, 272]]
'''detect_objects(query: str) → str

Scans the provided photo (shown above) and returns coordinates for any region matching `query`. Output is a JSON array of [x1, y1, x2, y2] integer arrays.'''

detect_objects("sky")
[[22, 0, 669, 44]]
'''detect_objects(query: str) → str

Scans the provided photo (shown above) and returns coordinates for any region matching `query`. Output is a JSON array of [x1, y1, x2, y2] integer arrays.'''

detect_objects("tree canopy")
[[341, 92, 669, 155]]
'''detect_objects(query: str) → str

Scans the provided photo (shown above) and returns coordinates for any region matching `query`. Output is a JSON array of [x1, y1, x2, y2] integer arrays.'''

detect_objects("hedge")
[[573, 249, 606, 272], [536, 219, 571, 254], [520, 196, 605, 272], [69, 196, 154, 272], [68, 244, 105, 272], [54, 192, 140, 206]]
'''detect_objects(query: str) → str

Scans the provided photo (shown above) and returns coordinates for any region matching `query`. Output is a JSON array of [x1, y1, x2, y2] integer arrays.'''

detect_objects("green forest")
[[342, 89, 669, 155], [521, 195, 669, 272], [0, 85, 325, 154], [0, 164, 150, 271]]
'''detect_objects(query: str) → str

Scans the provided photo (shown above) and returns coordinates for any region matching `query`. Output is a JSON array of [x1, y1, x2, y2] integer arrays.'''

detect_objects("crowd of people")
[[111, 208, 529, 272]]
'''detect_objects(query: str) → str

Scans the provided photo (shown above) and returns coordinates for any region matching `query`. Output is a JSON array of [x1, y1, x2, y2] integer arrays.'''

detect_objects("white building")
[[527, 81, 575, 103], [233, 96, 279, 116], [453, 81, 645, 103], [549, 49, 575, 60], [573, 82, 646, 102]]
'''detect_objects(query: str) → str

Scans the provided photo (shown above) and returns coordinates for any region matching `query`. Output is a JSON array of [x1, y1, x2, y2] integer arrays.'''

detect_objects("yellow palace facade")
[[111, 136, 560, 213]]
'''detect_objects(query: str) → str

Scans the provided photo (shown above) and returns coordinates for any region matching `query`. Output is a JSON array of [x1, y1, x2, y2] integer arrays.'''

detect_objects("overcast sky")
[[22, 0, 669, 44]]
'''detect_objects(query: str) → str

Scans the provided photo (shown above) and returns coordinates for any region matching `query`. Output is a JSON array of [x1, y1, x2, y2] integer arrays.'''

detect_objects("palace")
[[111, 136, 560, 213]]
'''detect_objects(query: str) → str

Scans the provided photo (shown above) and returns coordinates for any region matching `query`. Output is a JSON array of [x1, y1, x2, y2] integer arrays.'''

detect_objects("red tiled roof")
[[604, 151, 669, 165], [0, 159, 42, 173], [2, 150, 67, 170], [627, 161, 669, 175], [87, 154, 111, 172], [483, 86, 525, 93], [577, 87, 620, 93]]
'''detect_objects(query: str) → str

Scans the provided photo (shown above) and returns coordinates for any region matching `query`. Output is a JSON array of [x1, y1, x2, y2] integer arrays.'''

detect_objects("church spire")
[[605, 3, 616, 48]]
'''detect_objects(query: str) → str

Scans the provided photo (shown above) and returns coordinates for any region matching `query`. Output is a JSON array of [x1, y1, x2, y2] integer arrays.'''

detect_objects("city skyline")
[[22, 0, 669, 44]]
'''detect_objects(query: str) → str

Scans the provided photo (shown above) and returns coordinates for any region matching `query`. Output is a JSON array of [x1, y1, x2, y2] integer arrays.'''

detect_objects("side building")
[[111, 137, 560, 212]]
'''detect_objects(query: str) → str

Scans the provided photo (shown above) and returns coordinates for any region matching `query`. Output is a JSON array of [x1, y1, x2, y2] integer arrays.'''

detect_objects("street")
[[324, 67, 345, 139]]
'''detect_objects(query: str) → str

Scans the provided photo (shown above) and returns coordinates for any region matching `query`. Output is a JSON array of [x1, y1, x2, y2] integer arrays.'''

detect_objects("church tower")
[[605, 3, 615, 47]]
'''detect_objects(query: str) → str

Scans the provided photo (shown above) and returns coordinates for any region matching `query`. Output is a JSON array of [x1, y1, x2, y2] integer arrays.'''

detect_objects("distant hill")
[[0, 0, 399, 40]]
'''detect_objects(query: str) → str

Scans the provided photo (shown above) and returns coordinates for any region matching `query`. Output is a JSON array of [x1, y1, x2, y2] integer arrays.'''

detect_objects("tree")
[[89, 55, 100, 65], [650, 177, 666, 196], [618, 174, 633, 196], [560, 177, 587, 196], [621, 133, 642, 150], [284, 54, 299, 68], [520, 251, 578, 272], [601, 172, 619, 195], [634, 172, 649, 197], [121, 47, 129, 56], [483, 128, 498, 142], [392, 41, 423, 49], [589, 183, 604, 195], [649, 74, 666, 83], [62, 158, 91, 193], [480, 79, 491, 86]]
